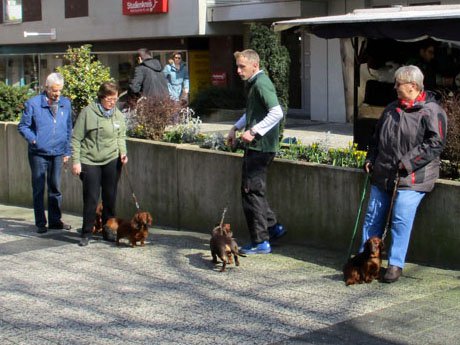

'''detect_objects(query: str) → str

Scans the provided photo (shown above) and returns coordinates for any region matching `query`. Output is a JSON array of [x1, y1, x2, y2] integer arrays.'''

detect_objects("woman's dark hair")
[[97, 82, 119, 101]]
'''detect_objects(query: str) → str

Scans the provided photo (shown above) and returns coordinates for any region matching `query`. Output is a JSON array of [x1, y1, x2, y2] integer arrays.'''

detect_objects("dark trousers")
[[28, 152, 63, 227], [80, 158, 121, 237], [241, 150, 277, 244]]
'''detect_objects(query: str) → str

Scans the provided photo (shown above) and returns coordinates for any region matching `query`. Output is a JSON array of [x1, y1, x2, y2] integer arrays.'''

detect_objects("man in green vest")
[[227, 49, 286, 254]]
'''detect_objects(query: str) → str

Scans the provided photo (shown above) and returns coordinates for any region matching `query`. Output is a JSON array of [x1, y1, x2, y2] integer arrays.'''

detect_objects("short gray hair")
[[45, 73, 64, 88], [394, 65, 424, 90]]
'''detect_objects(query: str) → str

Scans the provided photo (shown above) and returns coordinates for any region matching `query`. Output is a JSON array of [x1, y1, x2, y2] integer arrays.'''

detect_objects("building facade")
[[1, 0, 450, 122], [1, 0, 245, 101]]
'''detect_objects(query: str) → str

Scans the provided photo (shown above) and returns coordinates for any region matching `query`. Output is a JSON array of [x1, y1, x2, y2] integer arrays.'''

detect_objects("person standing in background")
[[128, 48, 169, 99], [163, 51, 190, 103]]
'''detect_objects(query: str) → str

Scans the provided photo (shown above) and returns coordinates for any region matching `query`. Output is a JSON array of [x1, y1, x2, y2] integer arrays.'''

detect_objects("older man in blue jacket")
[[18, 73, 73, 234]]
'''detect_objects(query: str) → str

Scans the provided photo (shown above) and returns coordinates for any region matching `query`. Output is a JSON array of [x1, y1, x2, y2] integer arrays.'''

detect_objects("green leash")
[[346, 173, 370, 260]]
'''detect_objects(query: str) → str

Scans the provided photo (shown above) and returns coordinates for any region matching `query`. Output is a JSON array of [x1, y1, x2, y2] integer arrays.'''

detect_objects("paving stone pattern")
[[0, 204, 459, 345]]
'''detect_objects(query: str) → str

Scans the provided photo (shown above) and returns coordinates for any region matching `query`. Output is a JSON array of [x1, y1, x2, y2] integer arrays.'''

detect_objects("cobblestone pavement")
[[0, 204, 459, 345]]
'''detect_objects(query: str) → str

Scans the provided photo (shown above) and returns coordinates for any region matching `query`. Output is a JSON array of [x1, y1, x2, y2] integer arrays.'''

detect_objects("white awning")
[[272, 5, 460, 41]]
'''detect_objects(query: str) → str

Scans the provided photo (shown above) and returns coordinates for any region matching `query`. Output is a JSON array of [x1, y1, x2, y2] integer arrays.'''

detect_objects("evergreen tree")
[[57, 44, 112, 117]]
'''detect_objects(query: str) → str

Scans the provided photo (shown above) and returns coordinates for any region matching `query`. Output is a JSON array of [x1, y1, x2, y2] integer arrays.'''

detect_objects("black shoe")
[[78, 238, 89, 247], [36, 226, 48, 234], [383, 265, 402, 283], [49, 222, 71, 230]]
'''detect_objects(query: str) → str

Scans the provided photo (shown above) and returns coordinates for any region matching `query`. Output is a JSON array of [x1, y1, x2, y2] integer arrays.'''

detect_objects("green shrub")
[[189, 87, 246, 116], [200, 132, 229, 151], [0, 82, 36, 122], [249, 23, 290, 140], [57, 44, 112, 117], [278, 141, 367, 168], [163, 107, 203, 143], [249, 23, 290, 112]]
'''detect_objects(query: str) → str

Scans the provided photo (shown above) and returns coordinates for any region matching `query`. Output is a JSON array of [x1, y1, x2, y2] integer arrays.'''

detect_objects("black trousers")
[[241, 150, 277, 244], [80, 158, 121, 237]]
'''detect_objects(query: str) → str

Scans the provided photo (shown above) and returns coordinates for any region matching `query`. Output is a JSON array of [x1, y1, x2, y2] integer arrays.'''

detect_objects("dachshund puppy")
[[210, 223, 245, 272], [343, 236, 383, 286], [92, 203, 104, 234], [105, 211, 153, 247]]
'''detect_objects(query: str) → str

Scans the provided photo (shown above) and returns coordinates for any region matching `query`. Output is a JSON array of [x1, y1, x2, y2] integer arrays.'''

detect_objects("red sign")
[[211, 72, 227, 86], [122, 0, 168, 15]]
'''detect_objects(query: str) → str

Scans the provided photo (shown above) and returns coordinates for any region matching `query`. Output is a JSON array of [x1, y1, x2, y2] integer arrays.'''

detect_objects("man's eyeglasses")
[[174, 56, 181, 60], [104, 97, 118, 102]]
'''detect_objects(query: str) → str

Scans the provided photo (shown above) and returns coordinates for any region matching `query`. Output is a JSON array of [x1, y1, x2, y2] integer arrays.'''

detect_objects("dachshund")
[[343, 236, 383, 286], [210, 223, 245, 272], [92, 202, 104, 234], [105, 211, 153, 247]]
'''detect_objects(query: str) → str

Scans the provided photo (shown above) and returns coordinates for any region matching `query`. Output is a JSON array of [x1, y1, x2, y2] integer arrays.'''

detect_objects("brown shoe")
[[383, 265, 402, 283]]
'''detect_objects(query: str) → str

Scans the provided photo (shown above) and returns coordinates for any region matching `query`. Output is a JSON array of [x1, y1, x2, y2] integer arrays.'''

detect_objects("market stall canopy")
[[272, 5, 460, 41]]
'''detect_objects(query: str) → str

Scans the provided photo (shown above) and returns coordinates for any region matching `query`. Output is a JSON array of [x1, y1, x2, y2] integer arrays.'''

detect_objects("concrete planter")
[[1, 121, 459, 268]]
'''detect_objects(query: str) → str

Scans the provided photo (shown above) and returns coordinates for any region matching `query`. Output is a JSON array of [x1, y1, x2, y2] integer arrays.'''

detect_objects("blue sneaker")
[[268, 223, 286, 241], [240, 241, 272, 255]]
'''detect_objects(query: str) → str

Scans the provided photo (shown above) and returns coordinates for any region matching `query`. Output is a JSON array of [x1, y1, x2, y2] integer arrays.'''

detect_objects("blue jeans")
[[28, 152, 63, 227], [360, 185, 425, 268]]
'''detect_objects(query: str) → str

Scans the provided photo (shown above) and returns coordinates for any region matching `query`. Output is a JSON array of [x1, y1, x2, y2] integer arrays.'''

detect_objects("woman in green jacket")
[[71, 82, 128, 247]]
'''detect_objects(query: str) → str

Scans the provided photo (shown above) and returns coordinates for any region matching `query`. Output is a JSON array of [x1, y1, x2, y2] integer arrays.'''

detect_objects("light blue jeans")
[[360, 185, 425, 268]]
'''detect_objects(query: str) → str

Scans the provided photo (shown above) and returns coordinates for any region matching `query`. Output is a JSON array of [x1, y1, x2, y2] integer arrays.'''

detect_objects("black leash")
[[123, 165, 140, 210], [345, 172, 400, 260], [382, 172, 400, 243]]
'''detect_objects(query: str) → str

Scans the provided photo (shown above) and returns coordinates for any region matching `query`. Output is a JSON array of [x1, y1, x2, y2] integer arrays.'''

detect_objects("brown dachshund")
[[92, 203, 104, 234], [105, 211, 153, 247], [210, 223, 245, 272], [343, 236, 383, 286]]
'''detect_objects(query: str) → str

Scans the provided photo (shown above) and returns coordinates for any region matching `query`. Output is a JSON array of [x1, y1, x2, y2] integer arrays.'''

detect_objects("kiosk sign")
[[122, 0, 168, 15]]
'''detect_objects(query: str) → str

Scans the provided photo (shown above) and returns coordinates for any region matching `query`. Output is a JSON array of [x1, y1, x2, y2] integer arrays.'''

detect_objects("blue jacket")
[[18, 92, 72, 156], [163, 62, 190, 101]]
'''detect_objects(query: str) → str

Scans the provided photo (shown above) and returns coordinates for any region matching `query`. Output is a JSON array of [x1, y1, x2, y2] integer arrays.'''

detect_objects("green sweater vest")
[[245, 71, 280, 152]]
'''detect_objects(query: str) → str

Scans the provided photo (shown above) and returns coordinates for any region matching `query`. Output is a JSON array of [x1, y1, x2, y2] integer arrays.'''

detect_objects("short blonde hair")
[[234, 49, 260, 64]]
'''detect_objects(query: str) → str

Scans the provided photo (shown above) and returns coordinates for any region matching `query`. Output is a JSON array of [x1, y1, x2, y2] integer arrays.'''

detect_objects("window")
[[2, 0, 42, 23], [22, 0, 41, 22], [65, 0, 88, 18], [3, 0, 23, 23]]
